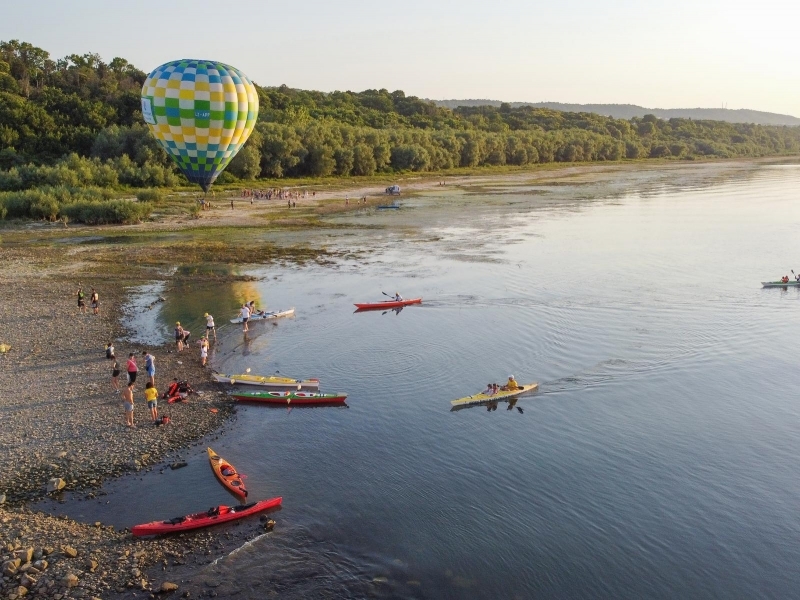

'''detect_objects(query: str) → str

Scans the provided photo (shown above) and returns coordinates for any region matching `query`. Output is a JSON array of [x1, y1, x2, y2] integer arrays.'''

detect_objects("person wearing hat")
[[504, 375, 519, 391], [174, 322, 185, 352], [204, 312, 216, 341]]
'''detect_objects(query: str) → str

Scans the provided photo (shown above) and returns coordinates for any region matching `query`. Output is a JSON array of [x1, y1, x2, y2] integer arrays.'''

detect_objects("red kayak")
[[131, 497, 282, 536], [354, 298, 422, 310]]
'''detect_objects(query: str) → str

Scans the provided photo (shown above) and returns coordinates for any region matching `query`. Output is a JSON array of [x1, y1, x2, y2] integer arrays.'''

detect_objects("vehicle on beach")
[[385, 184, 401, 195]]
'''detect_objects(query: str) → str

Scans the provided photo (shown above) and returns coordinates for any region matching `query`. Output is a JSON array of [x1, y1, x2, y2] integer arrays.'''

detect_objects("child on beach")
[[144, 351, 155, 386], [199, 336, 209, 367], [111, 358, 120, 391], [145, 381, 158, 423], [122, 382, 135, 427]]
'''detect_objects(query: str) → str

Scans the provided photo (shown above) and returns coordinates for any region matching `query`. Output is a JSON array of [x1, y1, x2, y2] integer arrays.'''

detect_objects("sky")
[[1, 0, 798, 116]]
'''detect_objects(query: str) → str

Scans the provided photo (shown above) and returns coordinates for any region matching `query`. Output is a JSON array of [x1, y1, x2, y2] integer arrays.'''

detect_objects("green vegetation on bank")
[[2, 39, 800, 222]]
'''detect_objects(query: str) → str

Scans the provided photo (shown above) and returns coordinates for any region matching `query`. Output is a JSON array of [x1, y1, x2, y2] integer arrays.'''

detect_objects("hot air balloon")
[[140, 59, 259, 193]]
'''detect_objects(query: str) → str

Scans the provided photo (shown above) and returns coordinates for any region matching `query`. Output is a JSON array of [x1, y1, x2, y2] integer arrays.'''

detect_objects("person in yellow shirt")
[[145, 381, 159, 423], [504, 375, 520, 391]]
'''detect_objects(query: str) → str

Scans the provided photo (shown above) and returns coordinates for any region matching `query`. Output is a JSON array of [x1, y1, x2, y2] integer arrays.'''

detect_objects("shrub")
[[136, 188, 162, 203]]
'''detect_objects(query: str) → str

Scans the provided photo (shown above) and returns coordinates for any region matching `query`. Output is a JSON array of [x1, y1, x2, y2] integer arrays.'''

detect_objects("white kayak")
[[762, 281, 800, 288], [211, 371, 320, 390], [230, 308, 295, 324]]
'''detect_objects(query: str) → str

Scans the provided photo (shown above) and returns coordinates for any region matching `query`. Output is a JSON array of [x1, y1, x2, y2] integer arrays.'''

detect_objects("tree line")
[[1, 39, 799, 209]]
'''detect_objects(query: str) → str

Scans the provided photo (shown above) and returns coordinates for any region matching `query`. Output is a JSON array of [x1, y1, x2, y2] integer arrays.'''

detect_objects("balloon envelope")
[[141, 59, 259, 192]]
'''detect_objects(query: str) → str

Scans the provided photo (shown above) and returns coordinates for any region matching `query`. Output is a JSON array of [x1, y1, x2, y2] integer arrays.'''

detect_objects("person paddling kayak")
[[502, 375, 520, 391], [394, 292, 403, 302]]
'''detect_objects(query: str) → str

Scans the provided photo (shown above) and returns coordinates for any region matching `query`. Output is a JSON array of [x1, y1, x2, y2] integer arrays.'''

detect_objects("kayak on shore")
[[211, 371, 320, 390], [354, 298, 422, 310], [232, 390, 348, 405], [207, 447, 247, 499], [131, 497, 282, 536], [451, 382, 539, 407], [230, 307, 295, 323]]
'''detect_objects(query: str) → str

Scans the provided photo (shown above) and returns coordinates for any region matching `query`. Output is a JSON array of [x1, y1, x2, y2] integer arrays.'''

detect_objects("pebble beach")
[[0, 244, 249, 599]]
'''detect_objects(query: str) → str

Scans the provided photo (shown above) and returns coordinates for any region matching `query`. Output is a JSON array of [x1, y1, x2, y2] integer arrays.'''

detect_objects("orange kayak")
[[207, 447, 247, 499]]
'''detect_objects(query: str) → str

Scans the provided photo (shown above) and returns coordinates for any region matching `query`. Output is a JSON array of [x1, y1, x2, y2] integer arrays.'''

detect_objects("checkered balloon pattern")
[[141, 59, 259, 192]]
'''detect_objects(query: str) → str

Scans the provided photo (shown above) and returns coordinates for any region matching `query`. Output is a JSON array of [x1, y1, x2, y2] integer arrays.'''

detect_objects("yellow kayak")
[[211, 371, 320, 390], [450, 382, 538, 407]]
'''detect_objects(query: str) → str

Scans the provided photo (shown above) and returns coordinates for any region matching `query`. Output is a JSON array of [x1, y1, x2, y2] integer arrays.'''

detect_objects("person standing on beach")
[[199, 336, 209, 367], [240, 304, 251, 332], [145, 381, 158, 423], [90, 288, 99, 315], [204, 312, 216, 341], [77, 286, 86, 314], [122, 382, 135, 427], [144, 351, 155, 387], [127, 352, 138, 384], [175, 322, 185, 352], [111, 358, 121, 391]]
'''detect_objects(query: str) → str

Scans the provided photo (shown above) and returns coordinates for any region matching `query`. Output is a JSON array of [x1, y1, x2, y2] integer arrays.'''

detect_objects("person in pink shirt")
[[127, 353, 138, 384]]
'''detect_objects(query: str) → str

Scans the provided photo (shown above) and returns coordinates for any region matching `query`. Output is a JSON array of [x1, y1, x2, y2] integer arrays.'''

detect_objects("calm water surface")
[[62, 163, 800, 598]]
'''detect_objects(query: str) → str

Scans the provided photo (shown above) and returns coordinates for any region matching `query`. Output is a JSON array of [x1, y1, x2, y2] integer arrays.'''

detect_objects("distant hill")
[[431, 100, 800, 127]]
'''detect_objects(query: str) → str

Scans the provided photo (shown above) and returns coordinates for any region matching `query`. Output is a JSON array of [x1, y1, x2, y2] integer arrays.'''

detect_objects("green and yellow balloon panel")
[[141, 59, 259, 192]]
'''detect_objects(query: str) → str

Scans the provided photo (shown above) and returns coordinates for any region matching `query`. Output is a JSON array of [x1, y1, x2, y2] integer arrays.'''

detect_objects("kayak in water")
[[230, 308, 294, 323], [354, 298, 422, 310], [207, 447, 247, 498], [450, 382, 539, 407], [211, 371, 320, 390], [232, 390, 348, 405], [131, 497, 282, 536]]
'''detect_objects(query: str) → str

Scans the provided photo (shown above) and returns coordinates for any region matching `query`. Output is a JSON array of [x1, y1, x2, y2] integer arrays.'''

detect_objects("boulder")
[[161, 581, 179, 592], [20, 573, 37, 588], [62, 573, 79, 587], [46, 478, 66, 493], [14, 548, 33, 563], [3, 557, 21, 576], [13, 586, 29, 598], [85, 559, 98, 572], [62, 546, 78, 559]]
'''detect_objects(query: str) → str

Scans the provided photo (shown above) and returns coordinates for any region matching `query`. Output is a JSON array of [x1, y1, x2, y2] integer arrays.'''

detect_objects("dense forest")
[[1, 40, 800, 222]]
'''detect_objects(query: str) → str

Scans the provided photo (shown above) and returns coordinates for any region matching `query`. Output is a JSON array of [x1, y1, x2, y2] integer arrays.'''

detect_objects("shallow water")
[[51, 161, 800, 598]]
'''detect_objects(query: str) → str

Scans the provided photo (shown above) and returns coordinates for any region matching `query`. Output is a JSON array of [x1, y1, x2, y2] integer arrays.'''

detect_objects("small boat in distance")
[[354, 298, 422, 310], [762, 281, 800, 288]]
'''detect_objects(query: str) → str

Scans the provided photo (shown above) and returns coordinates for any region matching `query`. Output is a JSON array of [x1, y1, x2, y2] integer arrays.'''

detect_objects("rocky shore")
[[0, 245, 254, 599]]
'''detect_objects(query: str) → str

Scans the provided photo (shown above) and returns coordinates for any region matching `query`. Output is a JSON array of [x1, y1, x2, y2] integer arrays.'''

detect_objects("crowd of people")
[[93, 290, 218, 427], [241, 188, 314, 202]]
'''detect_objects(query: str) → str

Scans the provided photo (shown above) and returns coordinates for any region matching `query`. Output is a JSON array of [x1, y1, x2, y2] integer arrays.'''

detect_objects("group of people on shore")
[[77, 285, 100, 315], [241, 188, 314, 201], [107, 344, 158, 428]]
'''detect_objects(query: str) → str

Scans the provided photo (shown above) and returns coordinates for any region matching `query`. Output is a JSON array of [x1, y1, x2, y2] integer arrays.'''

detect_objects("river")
[[49, 161, 800, 598]]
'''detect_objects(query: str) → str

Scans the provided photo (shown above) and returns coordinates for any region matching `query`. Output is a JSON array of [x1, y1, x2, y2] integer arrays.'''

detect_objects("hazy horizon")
[[2, 0, 798, 117]]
